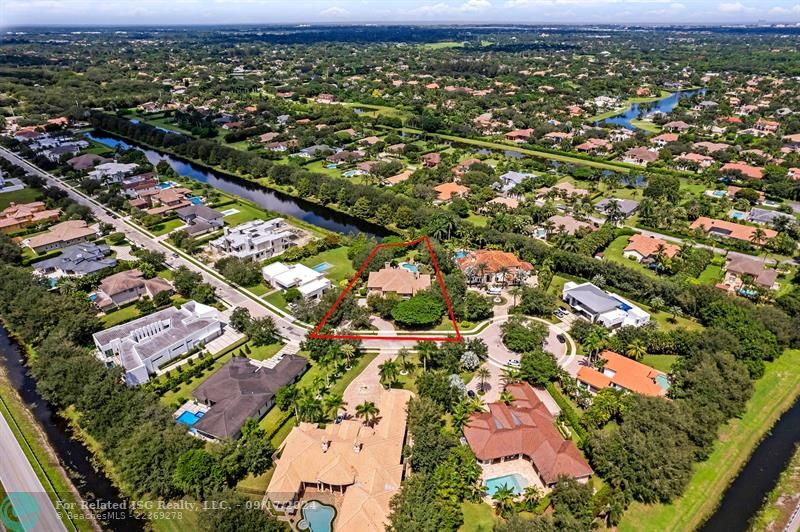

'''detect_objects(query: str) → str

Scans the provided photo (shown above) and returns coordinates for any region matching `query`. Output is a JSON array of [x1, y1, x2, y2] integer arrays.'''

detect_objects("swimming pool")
[[711, 190, 727, 198], [400, 262, 418, 273], [730, 211, 746, 220], [220, 208, 239, 216], [484, 474, 528, 497], [299, 500, 335, 532], [311, 262, 333, 273], [454, 250, 467, 259], [190, 197, 203, 205], [157, 182, 173, 189], [176, 411, 204, 427]]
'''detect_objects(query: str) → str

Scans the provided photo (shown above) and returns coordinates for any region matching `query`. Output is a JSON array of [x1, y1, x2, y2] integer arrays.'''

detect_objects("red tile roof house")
[[434, 182, 470, 202], [0, 202, 61, 233], [422, 152, 441, 167], [689, 216, 777, 244], [623, 234, 680, 264], [577, 350, 669, 397], [650, 132, 679, 147], [720, 162, 764, 180], [621, 147, 660, 166], [367, 264, 431, 298], [456, 250, 533, 286], [505, 129, 534, 143], [463, 383, 593, 489]]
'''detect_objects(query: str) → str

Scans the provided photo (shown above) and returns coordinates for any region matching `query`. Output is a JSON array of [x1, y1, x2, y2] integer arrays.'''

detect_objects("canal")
[[85, 132, 391, 239], [0, 326, 144, 531], [701, 397, 800, 532]]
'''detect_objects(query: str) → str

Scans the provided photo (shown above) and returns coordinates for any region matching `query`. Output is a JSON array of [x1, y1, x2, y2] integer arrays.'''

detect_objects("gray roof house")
[[176, 205, 224, 236], [497, 171, 535, 195], [747, 207, 795, 226], [93, 301, 224, 386], [191, 355, 308, 440], [595, 198, 640, 217], [209, 218, 295, 261], [34, 243, 116, 278], [299, 144, 331, 157], [562, 281, 650, 329]]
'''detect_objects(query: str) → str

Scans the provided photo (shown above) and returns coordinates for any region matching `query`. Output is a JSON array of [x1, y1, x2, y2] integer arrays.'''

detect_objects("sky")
[[4, 0, 800, 26]]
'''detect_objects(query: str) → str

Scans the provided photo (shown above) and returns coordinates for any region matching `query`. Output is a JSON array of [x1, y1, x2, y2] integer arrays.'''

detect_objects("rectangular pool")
[[484, 473, 527, 496], [311, 262, 333, 273], [176, 410, 204, 427]]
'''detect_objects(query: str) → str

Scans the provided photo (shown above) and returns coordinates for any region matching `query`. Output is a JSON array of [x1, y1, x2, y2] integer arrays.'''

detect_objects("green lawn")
[[640, 354, 679, 373], [620, 349, 800, 532], [466, 213, 489, 227], [245, 282, 270, 296], [221, 201, 271, 227], [263, 290, 290, 312], [460, 501, 498, 532], [696, 264, 723, 285], [629, 119, 662, 133], [421, 41, 466, 49], [100, 305, 141, 327], [247, 341, 284, 361], [150, 218, 185, 236], [0, 187, 43, 210], [602, 235, 655, 277], [300, 246, 355, 283], [304, 160, 343, 178]]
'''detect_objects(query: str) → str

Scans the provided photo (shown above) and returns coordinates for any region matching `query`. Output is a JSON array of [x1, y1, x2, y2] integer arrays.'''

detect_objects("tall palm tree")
[[625, 339, 647, 361], [496, 266, 510, 288], [451, 401, 470, 434], [584, 326, 609, 363], [751, 227, 767, 247], [297, 388, 323, 424], [520, 485, 543, 512], [355, 400, 380, 427], [339, 344, 356, 367], [492, 485, 516, 517], [476, 367, 491, 393], [500, 368, 522, 386], [322, 392, 347, 418], [476, 261, 489, 287], [416, 341, 437, 371], [378, 359, 400, 388]]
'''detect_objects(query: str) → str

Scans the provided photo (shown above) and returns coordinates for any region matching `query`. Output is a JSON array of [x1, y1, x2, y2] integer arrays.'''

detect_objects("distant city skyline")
[[4, 0, 800, 27]]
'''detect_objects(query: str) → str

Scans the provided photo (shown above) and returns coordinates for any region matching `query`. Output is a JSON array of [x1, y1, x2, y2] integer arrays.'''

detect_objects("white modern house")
[[562, 281, 650, 329], [88, 162, 139, 184], [262, 262, 331, 300], [93, 301, 224, 385], [209, 219, 295, 261]]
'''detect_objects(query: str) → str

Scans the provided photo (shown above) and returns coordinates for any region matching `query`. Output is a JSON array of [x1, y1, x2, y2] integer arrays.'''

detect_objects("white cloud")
[[415, 0, 491, 15], [718, 2, 754, 13], [768, 4, 800, 14], [320, 5, 350, 17]]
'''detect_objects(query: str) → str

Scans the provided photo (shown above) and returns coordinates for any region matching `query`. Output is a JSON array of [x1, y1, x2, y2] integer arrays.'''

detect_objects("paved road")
[[0, 147, 306, 344], [0, 407, 67, 532]]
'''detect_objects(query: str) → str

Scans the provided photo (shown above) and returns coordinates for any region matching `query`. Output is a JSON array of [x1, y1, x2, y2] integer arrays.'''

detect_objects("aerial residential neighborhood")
[[0, 8, 799, 532]]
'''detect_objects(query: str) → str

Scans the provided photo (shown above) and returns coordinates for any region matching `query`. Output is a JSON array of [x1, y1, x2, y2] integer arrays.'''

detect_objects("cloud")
[[415, 0, 492, 15], [320, 5, 350, 17], [718, 2, 754, 13], [768, 4, 800, 14]]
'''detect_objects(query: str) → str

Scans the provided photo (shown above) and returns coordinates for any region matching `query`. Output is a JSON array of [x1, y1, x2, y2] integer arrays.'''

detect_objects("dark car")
[[467, 390, 476, 398], [557, 334, 566, 344]]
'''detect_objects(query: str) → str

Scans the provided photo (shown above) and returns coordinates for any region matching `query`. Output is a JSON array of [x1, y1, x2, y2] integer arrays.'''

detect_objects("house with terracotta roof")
[[546, 214, 596, 236], [367, 264, 431, 298], [384, 169, 413, 186], [422, 152, 441, 167], [675, 152, 715, 170], [577, 350, 669, 397], [463, 383, 592, 488], [93, 269, 173, 311], [651, 132, 679, 147], [456, 250, 533, 286], [622, 147, 659, 166], [721, 162, 764, 180], [434, 182, 469, 202], [689, 217, 777, 244], [267, 388, 412, 531], [623, 234, 680, 264], [145, 187, 193, 215], [0, 202, 61, 233], [25, 220, 97, 253]]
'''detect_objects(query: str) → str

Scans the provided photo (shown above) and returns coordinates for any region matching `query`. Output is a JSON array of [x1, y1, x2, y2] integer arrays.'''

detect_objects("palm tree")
[[339, 344, 356, 367], [751, 227, 767, 247], [476, 367, 491, 393], [476, 261, 489, 287], [499, 389, 516, 405], [584, 326, 609, 363], [378, 359, 400, 388], [297, 388, 323, 423], [355, 400, 380, 427], [322, 392, 347, 418], [520, 485, 543, 512], [625, 339, 647, 361], [416, 341, 437, 371], [451, 401, 470, 434], [500, 368, 522, 386], [496, 266, 510, 288], [492, 485, 516, 517]]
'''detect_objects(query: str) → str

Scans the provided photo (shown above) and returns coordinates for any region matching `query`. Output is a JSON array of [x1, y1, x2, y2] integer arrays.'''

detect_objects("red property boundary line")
[[310, 236, 462, 342]]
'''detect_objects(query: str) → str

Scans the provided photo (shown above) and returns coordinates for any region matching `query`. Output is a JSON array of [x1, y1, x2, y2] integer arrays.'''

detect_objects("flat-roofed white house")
[[88, 162, 139, 184], [92, 301, 224, 385], [562, 281, 649, 329], [209, 218, 295, 261], [262, 262, 331, 300]]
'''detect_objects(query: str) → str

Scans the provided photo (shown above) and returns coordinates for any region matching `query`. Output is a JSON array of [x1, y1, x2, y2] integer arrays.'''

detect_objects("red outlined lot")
[[310, 236, 462, 342]]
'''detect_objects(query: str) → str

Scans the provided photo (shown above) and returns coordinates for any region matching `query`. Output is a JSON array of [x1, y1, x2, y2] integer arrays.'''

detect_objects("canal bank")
[[85, 131, 392, 240], [0, 326, 145, 531]]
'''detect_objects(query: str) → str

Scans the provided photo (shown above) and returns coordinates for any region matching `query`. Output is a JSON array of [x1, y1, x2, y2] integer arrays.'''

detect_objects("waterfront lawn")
[[640, 354, 679, 373], [221, 201, 270, 227], [620, 348, 800, 532], [629, 119, 662, 133], [0, 187, 43, 210], [300, 246, 355, 283]]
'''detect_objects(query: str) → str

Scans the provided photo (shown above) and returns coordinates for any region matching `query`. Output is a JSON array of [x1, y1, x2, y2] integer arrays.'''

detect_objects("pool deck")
[[481, 458, 545, 502]]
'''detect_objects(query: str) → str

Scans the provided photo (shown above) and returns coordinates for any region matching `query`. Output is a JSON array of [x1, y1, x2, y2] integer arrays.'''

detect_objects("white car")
[[508, 359, 521, 368], [487, 286, 502, 295]]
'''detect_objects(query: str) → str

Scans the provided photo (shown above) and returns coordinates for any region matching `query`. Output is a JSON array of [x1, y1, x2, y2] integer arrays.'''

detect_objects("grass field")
[[300, 246, 355, 283], [460, 501, 498, 531], [620, 348, 800, 532], [100, 304, 141, 327], [0, 187, 43, 210], [602, 235, 656, 277], [150, 218, 185, 236], [221, 201, 271, 227], [640, 354, 679, 373], [246, 341, 284, 361], [629, 119, 662, 133], [421, 41, 466, 49], [263, 290, 290, 312], [696, 264, 723, 285]]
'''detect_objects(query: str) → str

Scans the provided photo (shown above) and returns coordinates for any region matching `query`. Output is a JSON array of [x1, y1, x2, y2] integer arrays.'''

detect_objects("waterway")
[[85, 132, 390, 239], [600, 88, 706, 130], [0, 326, 144, 531], [701, 397, 800, 531]]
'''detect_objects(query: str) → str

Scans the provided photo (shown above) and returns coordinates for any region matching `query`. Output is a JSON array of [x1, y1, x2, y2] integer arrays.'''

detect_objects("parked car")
[[557, 334, 566, 344], [508, 359, 520, 368], [487, 286, 502, 295]]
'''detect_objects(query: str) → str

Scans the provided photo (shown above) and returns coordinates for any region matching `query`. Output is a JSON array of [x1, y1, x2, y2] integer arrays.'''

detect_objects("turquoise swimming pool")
[[484, 473, 528, 496], [299, 500, 335, 532], [400, 262, 418, 273], [176, 410, 204, 427], [311, 262, 333, 273]]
